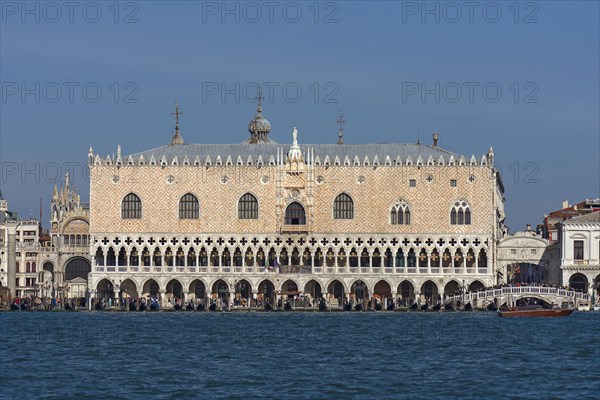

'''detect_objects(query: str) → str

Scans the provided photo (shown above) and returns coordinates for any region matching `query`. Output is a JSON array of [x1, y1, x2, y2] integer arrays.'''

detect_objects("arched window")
[[390, 199, 411, 225], [238, 193, 258, 219], [121, 193, 142, 219], [179, 193, 199, 219], [333, 193, 354, 219], [451, 201, 471, 225], [285, 202, 306, 225]]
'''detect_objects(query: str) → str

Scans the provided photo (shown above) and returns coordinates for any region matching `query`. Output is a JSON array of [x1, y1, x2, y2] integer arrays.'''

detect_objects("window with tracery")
[[390, 199, 411, 225], [451, 200, 471, 225]]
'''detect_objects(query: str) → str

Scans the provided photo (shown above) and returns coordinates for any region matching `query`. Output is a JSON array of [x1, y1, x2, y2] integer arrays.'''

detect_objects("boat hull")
[[498, 308, 574, 317]]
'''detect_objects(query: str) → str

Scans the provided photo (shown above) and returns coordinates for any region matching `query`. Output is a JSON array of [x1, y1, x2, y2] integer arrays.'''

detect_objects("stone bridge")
[[447, 286, 590, 309]]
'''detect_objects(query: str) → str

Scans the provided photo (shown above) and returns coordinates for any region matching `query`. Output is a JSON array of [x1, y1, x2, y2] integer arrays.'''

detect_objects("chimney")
[[562, 200, 569, 209], [526, 224, 531, 231], [432, 132, 439, 147]]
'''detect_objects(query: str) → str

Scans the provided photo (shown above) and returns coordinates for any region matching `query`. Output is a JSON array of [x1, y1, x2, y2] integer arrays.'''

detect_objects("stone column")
[[369, 252, 373, 273], [113, 288, 120, 309], [229, 290, 236, 307], [427, 253, 431, 274], [160, 290, 166, 306], [6, 222, 17, 298], [89, 289, 96, 310], [252, 290, 258, 308]]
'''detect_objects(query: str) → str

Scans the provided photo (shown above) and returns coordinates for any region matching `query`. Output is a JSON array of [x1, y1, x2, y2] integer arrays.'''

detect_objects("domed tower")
[[246, 87, 273, 144]]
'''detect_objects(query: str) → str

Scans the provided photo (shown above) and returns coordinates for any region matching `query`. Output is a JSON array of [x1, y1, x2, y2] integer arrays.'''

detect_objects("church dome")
[[248, 112, 271, 135]]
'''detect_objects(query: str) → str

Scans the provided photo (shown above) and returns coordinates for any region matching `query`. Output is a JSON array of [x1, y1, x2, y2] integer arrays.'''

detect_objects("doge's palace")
[[87, 101, 507, 308]]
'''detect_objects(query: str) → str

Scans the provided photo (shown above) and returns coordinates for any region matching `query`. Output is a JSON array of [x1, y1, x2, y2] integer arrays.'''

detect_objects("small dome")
[[248, 114, 271, 135]]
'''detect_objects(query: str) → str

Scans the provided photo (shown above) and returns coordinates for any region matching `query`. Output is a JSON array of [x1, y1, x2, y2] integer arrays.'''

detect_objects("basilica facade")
[[86, 103, 507, 307]]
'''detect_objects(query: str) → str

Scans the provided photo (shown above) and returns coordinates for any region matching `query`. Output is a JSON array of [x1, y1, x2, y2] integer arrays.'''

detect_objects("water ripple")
[[1, 311, 598, 399]]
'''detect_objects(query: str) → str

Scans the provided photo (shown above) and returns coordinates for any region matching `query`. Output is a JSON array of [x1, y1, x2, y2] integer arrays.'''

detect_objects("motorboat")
[[498, 305, 574, 317]]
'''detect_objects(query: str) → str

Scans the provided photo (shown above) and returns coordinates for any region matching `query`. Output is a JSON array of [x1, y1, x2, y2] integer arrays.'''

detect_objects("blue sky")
[[1, 0, 599, 230]]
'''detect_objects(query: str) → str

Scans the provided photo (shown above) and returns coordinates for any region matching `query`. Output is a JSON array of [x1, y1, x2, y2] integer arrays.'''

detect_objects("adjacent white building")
[[555, 211, 600, 296]]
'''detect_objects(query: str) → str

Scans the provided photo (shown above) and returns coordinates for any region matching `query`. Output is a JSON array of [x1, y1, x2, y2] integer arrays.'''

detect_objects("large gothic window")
[[451, 200, 471, 225], [285, 202, 306, 225], [121, 193, 142, 219], [238, 193, 259, 219], [179, 193, 199, 219], [333, 193, 354, 219], [390, 199, 411, 225]]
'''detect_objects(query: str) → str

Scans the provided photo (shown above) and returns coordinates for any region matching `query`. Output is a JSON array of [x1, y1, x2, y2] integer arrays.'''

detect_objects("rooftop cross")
[[169, 101, 185, 145], [172, 101, 184, 127], [255, 86, 264, 114]]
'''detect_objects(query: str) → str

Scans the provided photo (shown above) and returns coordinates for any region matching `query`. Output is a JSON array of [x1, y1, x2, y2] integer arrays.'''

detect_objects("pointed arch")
[[451, 200, 472, 225], [151, 246, 161, 267], [95, 247, 104, 266], [164, 247, 173, 267], [233, 247, 243, 267], [390, 199, 411, 225], [245, 247, 254, 266], [337, 248, 346, 268], [175, 247, 185, 266], [141, 247, 150, 266], [106, 247, 116, 266], [325, 247, 335, 267], [256, 247, 266, 267], [129, 247, 139, 266], [187, 247, 196, 266], [314, 248, 323, 267]]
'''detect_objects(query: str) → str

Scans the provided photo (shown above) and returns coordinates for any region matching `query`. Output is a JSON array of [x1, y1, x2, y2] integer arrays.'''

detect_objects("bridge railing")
[[448, 286, 590, 303]]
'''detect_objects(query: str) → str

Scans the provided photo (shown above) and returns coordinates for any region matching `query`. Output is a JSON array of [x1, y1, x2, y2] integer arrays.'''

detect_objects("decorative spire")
[[52, 185, 58, 202], [246, 86, 272, 144], [337, 111, 345, 145], [488, 146, 495, 165], [288, 127, 303, 161], [256, 86, 264, 115], [170, 101, 185, 145]]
